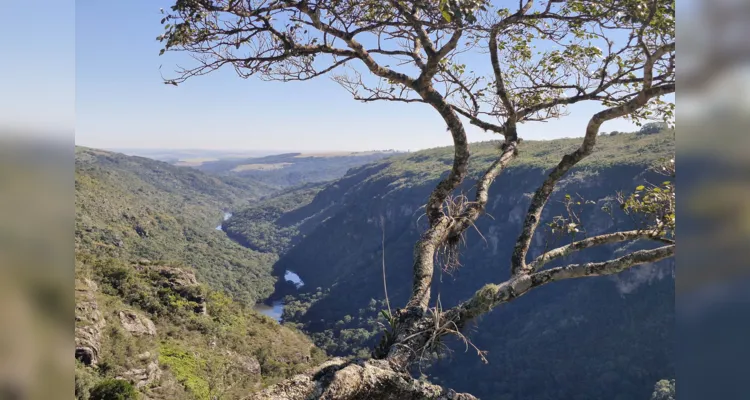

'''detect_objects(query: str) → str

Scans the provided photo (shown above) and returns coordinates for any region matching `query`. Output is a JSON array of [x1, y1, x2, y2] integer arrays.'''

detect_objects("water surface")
[[253, 271, 305, 321], [253, 300, 285, 321], [215, 212, 232, 230]]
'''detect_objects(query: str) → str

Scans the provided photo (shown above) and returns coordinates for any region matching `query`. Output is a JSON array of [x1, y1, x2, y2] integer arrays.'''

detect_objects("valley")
[[73, 146, 381, 399], [222, 129, 676, 400], [75, 129, 675, 400], [211, 189, 307, 321]]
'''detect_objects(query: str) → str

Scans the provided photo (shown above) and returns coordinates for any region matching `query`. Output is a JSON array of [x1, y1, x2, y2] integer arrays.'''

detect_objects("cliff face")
[[271, 132, 675, 400]]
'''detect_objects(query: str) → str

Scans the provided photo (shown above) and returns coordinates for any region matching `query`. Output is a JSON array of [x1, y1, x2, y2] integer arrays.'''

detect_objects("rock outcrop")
[[118, 310, 157, 336], [235, 354, 261, 376], [75, 278, 105, 366], [120, 360, 162, 389], [145, 265, 207, 315], [253, 358, 477, 400]]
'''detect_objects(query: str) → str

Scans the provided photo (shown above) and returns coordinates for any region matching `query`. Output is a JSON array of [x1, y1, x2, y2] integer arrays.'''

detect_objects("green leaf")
[[635, 185, 645, 191], [441, 9, 452, 22]]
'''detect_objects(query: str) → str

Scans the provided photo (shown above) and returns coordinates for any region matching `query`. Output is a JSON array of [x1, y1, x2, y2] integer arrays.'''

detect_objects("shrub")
[[75, 363, 99, 400], [89, 379, 138, 400]]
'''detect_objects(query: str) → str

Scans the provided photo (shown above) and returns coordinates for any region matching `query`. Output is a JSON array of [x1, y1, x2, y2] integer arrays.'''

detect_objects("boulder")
[[236, 355, 261, 376], [119, 361, 162, 389], [119, 310, 157, 336], [224, 350, 262, 376]]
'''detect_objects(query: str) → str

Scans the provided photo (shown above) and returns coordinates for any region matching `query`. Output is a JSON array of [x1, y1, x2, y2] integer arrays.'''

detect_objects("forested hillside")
[[74, 147, 326, 400], [191, 151, 400, 189], [230, 130, 675, 400], [222, 182, 328, 255], [75, 146, 280, 303]]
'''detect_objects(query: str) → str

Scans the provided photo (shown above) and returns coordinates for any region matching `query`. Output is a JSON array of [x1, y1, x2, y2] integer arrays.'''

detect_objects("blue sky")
[[9, 0, 655, 152], [0, 1, 75, 137]]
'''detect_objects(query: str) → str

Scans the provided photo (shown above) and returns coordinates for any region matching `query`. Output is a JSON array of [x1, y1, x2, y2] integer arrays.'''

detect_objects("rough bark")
[[385, 140, 518, 369]]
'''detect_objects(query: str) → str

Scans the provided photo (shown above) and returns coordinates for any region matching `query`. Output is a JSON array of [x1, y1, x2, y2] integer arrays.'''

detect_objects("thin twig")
[[380, 214, 392, 316]]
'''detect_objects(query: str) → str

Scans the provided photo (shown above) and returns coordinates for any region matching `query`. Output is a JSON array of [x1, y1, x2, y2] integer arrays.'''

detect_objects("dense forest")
[[222, 182, 328, 255], [74, 147, 327, 400], [227, 130, 676, 399]]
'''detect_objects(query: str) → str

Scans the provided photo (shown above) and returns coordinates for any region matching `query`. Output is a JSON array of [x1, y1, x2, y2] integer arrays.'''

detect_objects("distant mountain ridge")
[[189, 150, 402, 189]]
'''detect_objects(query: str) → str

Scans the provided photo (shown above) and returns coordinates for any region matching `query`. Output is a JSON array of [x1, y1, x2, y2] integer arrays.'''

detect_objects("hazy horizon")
[[82, 130, 624, 156]]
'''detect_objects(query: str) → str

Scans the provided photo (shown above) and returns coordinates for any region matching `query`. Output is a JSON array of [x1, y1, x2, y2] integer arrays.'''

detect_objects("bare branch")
[[528, 229, 672, 272], [446, 245, 675, 327], [510, 83, 675, 276]]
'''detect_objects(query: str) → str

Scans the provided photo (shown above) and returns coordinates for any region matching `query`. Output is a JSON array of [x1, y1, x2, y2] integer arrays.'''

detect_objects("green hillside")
[[74, 147, 326, 400], [75, 146, 279, 303]]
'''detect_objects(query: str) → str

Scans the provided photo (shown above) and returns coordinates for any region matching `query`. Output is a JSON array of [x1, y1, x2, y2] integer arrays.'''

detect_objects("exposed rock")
[[252, 358, 477, 400], [233, 353, 261, 376], [119, 360, 162, 389], [75, 278, 105, 366], [153, 266, 199, 287], [151, 266, 207, 314], [119, 310, 157, 336]]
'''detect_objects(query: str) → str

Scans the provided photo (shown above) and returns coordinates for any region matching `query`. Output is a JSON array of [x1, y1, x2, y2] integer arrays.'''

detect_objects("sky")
[[3, 0, 656, 152], [0, 1, 75, 138]]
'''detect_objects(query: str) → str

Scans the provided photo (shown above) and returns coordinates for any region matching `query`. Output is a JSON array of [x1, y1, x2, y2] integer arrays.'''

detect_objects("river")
[[216, 211, 303, 322], [216, 212, 232, 230], [252, 270, 304, 321]]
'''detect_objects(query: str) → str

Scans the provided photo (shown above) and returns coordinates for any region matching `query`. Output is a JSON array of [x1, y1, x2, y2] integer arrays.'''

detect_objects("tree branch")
[[486, 1, 534, 138], [510, 83, 675, 276], [448, 140, 519, 236], [447, 244, 675, 327], [528, 229, 671, 272]]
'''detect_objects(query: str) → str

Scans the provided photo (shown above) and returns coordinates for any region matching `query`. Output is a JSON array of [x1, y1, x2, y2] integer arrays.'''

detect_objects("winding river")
[[216, 212, 232, 230], [216, 211, 303, 322]]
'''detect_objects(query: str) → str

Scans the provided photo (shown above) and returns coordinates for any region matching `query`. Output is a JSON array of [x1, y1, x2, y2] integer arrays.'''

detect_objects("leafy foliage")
[[618, 157, 676, 238], [89, 379, 138, 400], [650, 379, 676, 400]]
